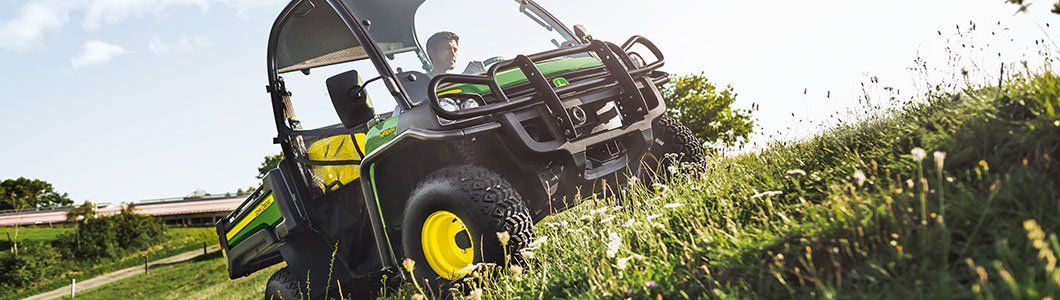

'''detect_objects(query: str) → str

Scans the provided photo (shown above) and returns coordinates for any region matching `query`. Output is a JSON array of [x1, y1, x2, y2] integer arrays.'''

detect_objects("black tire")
[[264, 268, 303, 300], [642, 115, 706, 177], [401, 165, 533, 290]]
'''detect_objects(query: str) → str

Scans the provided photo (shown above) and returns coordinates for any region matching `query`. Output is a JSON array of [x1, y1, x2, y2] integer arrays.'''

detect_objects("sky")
[[0, 0, 1057, 204]]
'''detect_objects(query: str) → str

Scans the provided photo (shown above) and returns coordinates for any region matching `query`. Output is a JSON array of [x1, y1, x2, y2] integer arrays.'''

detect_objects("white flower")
[[412, 293, 426, 300], [905, 179, 915, 188], [496, 231, 510, 246], [616, 256, 632, 270], [520, 249, 536, 260], [751, 191, 783, 199], [529, 236, 548, 248], [933, 151, 946, 171], [853, 170, 866, 186], [623, 218, 636, 227], [786, 169, 807, 176], [470, 288, 483, 300], [667, 165, 678, 174], [601, 215, 616, 223], [647, 214, 663, 221], [510, 264, 524, 275], [663, 203, 684, 209], [606, 232, 621, 258], [911, 147, 927, 162]]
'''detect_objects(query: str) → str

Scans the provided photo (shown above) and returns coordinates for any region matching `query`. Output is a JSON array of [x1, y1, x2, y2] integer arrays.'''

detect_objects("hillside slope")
[[391, 72, 1060, 299]]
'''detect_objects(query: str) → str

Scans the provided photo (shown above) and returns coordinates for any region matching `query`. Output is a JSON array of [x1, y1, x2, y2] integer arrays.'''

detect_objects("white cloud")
[[0, 1, 76, 51], [0, 0, 280, 51], [148, 35, 214, 55], [70, 40, 128, 69], [82, 0, 210, 31]]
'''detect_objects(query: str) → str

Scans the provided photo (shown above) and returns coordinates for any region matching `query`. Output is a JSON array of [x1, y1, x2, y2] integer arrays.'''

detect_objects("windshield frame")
[[337, 0, 582, 108]]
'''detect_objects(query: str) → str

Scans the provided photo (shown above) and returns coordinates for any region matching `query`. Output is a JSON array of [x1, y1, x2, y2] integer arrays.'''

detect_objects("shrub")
[[0, 241, 60, 289], [54, 206, 165, 260]]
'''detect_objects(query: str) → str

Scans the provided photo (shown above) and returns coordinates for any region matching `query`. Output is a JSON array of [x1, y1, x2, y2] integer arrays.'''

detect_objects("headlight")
[[438, 97, 460, 112], [460, 99, 480, 110]]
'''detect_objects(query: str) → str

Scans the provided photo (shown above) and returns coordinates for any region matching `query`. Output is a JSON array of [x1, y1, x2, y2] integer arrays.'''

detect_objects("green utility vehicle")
[[216, 0, 705, 298]]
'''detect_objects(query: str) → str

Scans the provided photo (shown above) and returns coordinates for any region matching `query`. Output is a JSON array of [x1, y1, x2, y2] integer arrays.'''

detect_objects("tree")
[[257, 154, 284, 179], [0, 177, 73, 210], [662, 73, 755, 148], [0, 177, 73, 257]]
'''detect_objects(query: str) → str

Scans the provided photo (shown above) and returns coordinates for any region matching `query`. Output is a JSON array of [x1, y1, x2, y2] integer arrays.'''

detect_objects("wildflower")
[[601, 215, 616, 223], [616, 256, 632, 270], [933, 151, 946, 171], [786, 169, 807, 176], [528, 236, 548, 248], [667, 165, 678, 174], [751, 191, 783, 199], [663, 203, 683, 209], [652, 183, 669, 190], [520, 249, 536, 260], [455, 263, 477, 278], [644, 281, 658, 289], [647, 214, 663, 221], [1055, 120, 1059, 127], [497, 231, 510, 247], [853, 170, 866, 186], [412, 293, 426, 300], [946, 176, 955, 183], [402, 258, 416, 273], [905, 179, 915, 188], [623, 218, 636, 227], [978, 160, 989, 171], [911, 147, 927, 162], [470, 288, 483, 300], [510, 264, 524, 276], [606, 232, 622, 258]]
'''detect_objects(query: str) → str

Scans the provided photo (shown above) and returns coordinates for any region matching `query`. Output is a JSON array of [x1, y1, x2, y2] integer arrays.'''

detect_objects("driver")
[[426, 31, 459, 77]]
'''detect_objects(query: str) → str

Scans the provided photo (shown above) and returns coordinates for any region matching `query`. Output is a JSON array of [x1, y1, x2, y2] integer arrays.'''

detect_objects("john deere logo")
[[552, 77, 569, 88], [379, 128, 396, 137]]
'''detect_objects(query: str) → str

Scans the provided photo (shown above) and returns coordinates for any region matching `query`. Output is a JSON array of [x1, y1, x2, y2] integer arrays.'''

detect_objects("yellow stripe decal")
[[225, 194, 276, 241], [438, 89, 462, 96]]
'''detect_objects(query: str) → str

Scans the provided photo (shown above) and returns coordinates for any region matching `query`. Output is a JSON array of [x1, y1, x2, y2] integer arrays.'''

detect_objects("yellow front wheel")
[[401, 165, 534, 290], [421, 211, 475, 280]]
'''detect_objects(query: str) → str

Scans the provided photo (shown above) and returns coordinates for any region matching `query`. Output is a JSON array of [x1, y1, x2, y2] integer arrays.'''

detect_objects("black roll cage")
[[264, 0, 580, 156]]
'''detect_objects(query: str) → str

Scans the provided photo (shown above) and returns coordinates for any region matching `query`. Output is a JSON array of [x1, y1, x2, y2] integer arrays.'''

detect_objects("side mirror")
[[326, 70, 375, 129], [573, 24, 593, 43]]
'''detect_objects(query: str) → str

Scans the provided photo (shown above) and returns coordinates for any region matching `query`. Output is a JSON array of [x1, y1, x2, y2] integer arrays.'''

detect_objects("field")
[[66, 252, 282, 299], [1, 226, 217, 300]]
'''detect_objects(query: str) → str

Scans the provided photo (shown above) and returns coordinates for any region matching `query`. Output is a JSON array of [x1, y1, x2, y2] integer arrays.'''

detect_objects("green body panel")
[[365, 115, 401, 154], [438, 56, 603, 95], [226, 193, 284, 248]]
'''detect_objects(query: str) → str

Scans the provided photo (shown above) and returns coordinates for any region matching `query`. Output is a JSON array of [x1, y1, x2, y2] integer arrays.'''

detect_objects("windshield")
[[341, 0, 578, 102]]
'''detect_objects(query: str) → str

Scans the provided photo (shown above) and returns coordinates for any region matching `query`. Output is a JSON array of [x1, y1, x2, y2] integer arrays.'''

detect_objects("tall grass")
[[386, 71, 1060, 299]]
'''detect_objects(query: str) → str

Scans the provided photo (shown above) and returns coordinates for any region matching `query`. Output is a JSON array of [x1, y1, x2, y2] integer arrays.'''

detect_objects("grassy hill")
[[45, 71, 1059, 299], [386, 71, 1060, 299]]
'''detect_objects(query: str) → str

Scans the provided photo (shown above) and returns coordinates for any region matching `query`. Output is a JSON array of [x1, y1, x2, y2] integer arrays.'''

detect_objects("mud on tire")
[[401, 165, 534, 290]]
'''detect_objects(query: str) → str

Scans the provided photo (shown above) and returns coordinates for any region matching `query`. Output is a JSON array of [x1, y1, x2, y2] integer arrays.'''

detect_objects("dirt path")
[[25, 246, 221, 300]]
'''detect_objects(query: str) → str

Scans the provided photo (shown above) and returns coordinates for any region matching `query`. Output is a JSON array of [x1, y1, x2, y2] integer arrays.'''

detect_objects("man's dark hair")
[[425, 31, 459, 53]]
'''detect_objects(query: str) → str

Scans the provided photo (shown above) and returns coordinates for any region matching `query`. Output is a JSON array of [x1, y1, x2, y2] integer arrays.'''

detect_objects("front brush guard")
[[426, 36, 665, 138]]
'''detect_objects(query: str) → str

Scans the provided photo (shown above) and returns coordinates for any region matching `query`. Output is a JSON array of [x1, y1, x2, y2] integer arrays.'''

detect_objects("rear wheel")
[[642, 115, 706, 179], [264, 268, 302, 300], [401, 165, 533, 290]]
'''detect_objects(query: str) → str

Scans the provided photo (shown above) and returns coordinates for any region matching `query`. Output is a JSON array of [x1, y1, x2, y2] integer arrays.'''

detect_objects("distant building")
[[0, 193, 249, 227]]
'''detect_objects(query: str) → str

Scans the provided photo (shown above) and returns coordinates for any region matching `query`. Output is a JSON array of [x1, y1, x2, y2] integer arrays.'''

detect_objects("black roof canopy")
[[274, 0, 424, 73]]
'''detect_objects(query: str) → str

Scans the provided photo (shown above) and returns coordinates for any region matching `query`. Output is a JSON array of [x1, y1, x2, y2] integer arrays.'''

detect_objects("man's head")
[[426, 31, 459, 75]]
